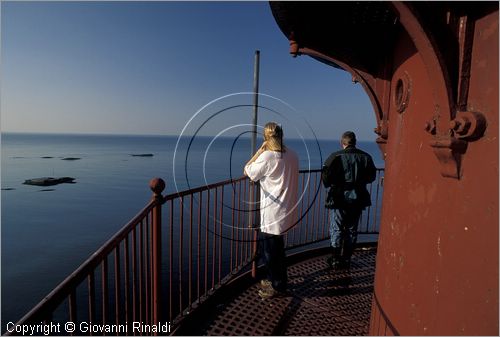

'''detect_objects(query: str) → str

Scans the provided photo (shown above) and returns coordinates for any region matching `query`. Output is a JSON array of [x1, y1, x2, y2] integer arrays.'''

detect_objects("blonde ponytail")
[[264, 122, 286, 152]]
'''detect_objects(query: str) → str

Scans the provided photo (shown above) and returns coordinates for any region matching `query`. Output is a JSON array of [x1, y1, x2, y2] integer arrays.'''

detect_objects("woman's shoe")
[[258, 287, 283, 299], [259, 279, 272, 289]]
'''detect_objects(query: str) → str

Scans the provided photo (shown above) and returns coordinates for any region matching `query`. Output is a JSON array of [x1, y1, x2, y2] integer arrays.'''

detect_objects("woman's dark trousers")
[[260, 232, 287, 292]]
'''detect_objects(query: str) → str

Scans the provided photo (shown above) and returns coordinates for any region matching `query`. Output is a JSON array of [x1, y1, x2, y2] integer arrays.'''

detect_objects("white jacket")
[[244, 148, 299, 235]]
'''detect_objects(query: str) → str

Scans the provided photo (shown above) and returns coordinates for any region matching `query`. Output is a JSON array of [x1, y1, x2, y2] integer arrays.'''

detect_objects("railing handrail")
[[9, 199, 158, 327], [163, 167, 384, 201], [164, 176, 248, 201]]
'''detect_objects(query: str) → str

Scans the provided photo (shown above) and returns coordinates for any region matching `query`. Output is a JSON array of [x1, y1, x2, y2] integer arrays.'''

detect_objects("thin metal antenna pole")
[[251, 50, 260, 155], [250, 50, 260, 278]]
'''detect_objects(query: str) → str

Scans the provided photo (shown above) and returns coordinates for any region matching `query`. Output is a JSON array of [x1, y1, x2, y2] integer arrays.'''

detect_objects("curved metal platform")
[[175, 247, 376, 336]]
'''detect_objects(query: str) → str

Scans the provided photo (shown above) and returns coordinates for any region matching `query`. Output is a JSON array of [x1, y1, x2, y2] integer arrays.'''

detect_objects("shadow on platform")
[[174, 247, 376, 336]]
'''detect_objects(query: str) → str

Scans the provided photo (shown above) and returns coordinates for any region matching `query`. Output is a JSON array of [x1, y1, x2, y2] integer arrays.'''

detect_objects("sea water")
[[1, 132, 384, 325]]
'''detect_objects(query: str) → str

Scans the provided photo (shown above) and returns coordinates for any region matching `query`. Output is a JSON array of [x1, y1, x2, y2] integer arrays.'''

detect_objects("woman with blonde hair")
[[244, 122, 299, 299]]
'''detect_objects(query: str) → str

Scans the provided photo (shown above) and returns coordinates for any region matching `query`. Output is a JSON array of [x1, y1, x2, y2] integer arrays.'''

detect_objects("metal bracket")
[[449, 111, 487, 141], [429, 137, 468, 179], [426, 111, 487, 179]]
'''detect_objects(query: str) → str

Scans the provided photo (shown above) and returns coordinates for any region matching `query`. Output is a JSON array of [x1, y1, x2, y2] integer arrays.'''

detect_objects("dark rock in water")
[[131, 154, 154, 157], [23, 177, 76, 186], [41, 156, 54, 159], [1, 188, 15, 191], [61, 157, 81, 161], [38, 189, 56, 192]]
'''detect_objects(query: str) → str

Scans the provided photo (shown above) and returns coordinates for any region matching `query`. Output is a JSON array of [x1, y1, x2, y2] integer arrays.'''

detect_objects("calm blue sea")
[[1, 132, 384, 325]]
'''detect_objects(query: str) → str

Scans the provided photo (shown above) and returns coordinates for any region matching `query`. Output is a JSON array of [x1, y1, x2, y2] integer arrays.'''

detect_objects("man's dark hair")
[[341, 131, 357, 146]]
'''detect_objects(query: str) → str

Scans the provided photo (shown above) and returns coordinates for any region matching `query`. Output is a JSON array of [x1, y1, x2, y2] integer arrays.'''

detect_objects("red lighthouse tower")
[[271, 2, 499, 334]]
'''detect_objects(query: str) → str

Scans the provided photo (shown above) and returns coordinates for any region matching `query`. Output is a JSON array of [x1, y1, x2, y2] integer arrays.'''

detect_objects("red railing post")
[[149, 178, 165, 331]]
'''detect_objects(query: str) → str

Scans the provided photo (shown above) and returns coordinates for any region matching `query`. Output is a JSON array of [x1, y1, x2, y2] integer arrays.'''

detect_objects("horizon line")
[[1, 130, 378, 143]]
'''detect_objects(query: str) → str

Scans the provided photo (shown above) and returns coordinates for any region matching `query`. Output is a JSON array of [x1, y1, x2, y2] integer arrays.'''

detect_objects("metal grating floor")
[[183, 247, 376, 336]]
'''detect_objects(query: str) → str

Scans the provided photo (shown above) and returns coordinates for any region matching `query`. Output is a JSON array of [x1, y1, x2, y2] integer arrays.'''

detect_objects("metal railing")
[[5, 168, 383, 335]]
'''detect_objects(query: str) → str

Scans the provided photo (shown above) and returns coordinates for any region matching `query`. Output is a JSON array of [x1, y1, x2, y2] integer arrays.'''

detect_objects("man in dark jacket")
[[321, 131, 376, 270]]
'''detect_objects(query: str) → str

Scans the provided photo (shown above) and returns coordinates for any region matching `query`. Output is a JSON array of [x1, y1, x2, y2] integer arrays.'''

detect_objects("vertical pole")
[[250, 50, 260, 278], [251, 50, 260, 155], [149, 178, 165, 332]]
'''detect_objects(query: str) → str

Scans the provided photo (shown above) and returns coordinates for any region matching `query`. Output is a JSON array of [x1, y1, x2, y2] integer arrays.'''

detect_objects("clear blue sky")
[[1, 1, 376, 141]]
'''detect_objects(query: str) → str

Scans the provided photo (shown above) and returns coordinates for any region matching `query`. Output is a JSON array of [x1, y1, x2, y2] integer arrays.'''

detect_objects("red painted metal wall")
[[270, 2, 498, 335], [370, 8, 498, 336]]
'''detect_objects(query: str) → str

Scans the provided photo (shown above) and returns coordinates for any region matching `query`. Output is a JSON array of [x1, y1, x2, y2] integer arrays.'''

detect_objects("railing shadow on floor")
[[4, 168, 383, 336]]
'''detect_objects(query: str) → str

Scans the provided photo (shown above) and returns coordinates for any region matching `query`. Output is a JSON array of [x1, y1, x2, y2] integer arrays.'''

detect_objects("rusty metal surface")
[[271, 2, 498, 335], [181, 248, 376, 336]]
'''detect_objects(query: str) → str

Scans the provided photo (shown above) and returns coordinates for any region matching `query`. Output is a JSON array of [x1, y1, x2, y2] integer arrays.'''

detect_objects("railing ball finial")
[[149, 177, 166, 196]]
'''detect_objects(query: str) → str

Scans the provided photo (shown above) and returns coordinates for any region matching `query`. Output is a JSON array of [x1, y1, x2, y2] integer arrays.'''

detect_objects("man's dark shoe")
[[327, 256, 350, 270], [326, 255, 335, 269], [335, 259, 351, 270]]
